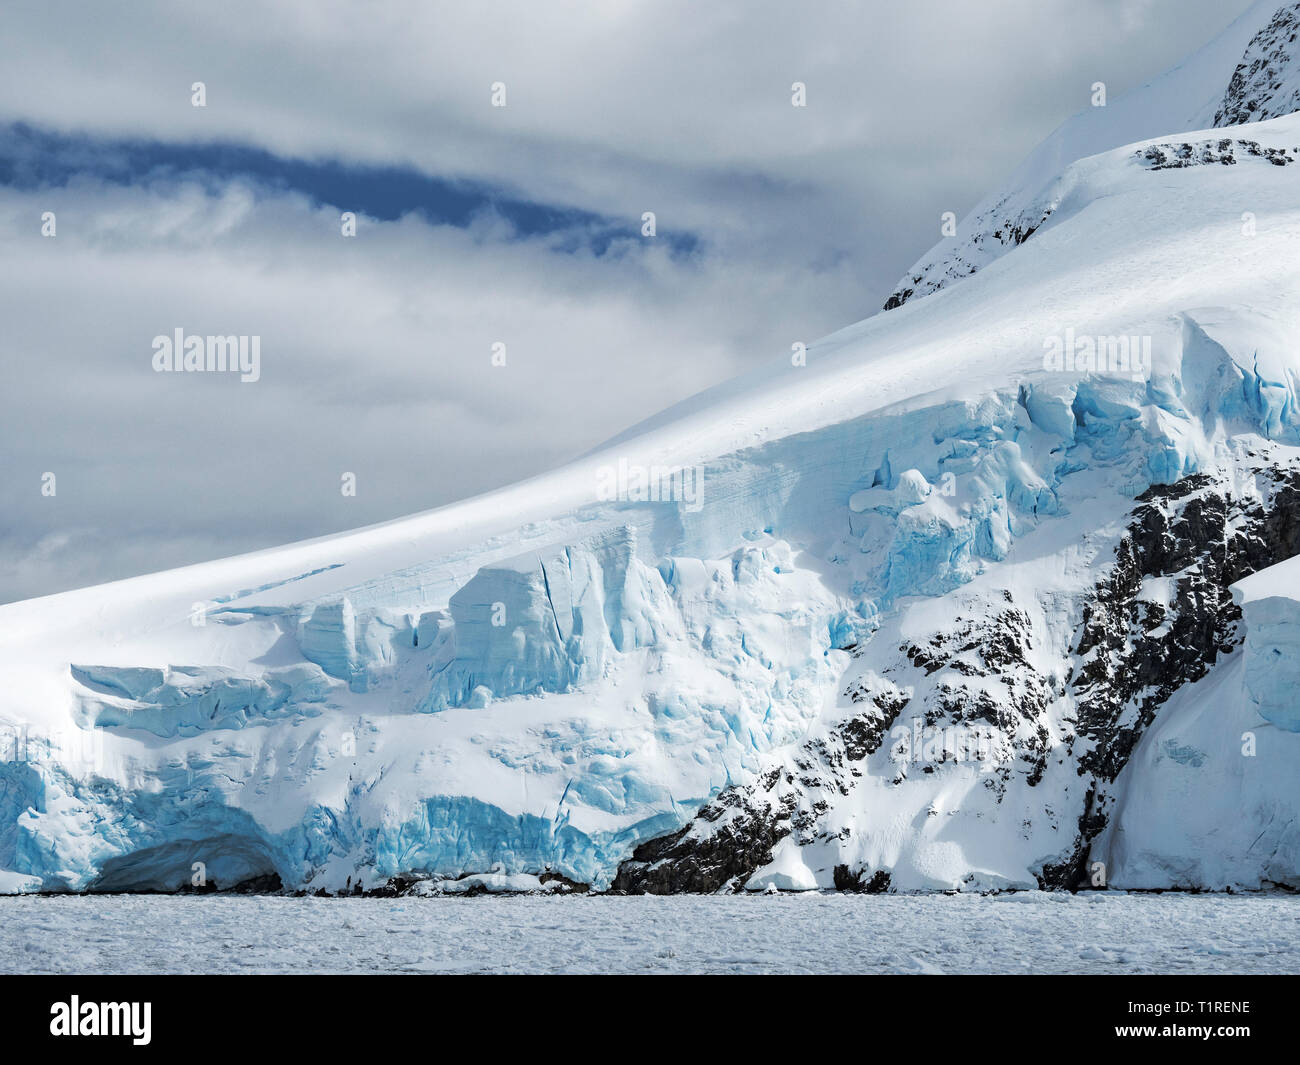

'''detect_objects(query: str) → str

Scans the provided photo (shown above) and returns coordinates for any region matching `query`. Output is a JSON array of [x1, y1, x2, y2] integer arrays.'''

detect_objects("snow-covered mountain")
[[883, 0, 1300, 311], [3, 3, 1300, 896]]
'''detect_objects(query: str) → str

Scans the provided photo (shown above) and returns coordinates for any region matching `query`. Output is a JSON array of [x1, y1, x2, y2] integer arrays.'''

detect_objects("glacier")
[[4, 1, 1300, 896]]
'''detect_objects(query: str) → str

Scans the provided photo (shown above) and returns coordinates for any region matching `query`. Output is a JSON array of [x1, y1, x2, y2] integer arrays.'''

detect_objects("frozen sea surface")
[[3, 892, 1299, 974]]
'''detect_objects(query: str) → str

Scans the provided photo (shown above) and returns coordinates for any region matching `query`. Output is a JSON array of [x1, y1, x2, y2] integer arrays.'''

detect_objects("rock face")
[[616, 462, 1300, 894], [881, 190, 1055, 312], [613, 683, 910, 894], [1214, 2, 1300, 127], [1048, 467, 1300, 885]]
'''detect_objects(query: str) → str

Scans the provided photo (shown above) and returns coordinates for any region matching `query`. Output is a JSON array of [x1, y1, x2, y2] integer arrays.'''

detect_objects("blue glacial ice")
[[4, 309, 1300, 893]]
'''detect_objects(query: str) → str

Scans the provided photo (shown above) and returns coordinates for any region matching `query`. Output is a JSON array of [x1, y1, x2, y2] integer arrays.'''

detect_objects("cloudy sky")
[[0, 0, 1256, 603]]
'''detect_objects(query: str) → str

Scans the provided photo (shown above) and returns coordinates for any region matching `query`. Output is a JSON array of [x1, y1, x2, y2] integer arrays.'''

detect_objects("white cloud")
[[0, 0, 1260, 600], [0, 174, 865, 601], [0, 0, 1257, 291]]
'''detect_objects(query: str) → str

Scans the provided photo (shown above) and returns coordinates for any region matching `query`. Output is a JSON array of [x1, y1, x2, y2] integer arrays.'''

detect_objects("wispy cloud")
[[0, 0, 1256, 601]]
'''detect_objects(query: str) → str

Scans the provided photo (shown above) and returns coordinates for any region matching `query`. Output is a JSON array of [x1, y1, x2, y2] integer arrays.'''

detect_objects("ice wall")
[[1234, 556, 1300, 732]]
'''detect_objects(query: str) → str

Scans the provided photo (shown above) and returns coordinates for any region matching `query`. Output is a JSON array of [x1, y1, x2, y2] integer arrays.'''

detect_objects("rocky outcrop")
[[1137, 137, 1296, 170], [1214, 2, 1300, 127], [616, 460, 1300, 893], [613, 684, 909, 894]]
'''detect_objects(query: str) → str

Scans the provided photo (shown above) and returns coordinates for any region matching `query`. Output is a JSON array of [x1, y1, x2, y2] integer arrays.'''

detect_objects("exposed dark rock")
[[611, 767, 793, 895], [834, 865, 891, 892], [226, 871, 284, 894], [1214, 3, 1300, 127], [538, 870, 590, 893], [1042, 464, 1300, 887], [1137, 137, 1296, 170], [617, 460, 1300, 895], [882, 206, 1053, 311]]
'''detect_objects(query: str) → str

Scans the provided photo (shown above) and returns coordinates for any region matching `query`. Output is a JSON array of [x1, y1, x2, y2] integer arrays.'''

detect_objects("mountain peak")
[[883, 0, 1300, 313], [1214, 2, 1300, 126]]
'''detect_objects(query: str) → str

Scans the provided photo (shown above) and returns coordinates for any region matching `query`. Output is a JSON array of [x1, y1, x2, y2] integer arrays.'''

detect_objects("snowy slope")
[[3, 8, 1300, 895], [1094, 552, 1300, 890], [883, 0, 1300, 310]]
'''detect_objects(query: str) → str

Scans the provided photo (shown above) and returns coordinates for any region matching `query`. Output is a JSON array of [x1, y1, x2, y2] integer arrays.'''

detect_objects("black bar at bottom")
[[0, 973, 1288, 1052]]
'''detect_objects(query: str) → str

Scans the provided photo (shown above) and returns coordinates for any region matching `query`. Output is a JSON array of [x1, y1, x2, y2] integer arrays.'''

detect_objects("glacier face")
[[8, 299, 1300, 895], [4, 9, 1300, 896]]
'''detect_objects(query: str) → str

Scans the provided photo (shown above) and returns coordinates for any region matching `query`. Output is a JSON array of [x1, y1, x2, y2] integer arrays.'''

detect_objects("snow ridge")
[[883, 1, 1300, 312]]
